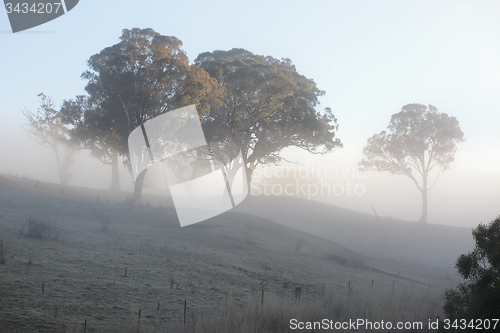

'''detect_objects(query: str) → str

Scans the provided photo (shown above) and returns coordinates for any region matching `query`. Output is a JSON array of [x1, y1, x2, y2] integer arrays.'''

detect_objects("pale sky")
[[1, 0, 499, 228]]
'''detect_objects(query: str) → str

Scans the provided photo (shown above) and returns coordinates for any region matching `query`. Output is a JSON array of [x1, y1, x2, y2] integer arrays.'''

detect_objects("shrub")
[[327, 252, 365, 268], [94, 210, 111, 232], [441, 216, 500, 331], [24, 216, 59, 239]]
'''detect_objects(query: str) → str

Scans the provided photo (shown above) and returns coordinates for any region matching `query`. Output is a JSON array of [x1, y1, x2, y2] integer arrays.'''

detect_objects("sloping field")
[[235, 195, 474, 267], [0, 174, 461, 332]]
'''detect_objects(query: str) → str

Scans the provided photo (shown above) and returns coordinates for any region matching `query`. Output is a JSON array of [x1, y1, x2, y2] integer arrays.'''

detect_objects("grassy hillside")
[[0, 174, 462, 332], [234, 195, 474, 267]]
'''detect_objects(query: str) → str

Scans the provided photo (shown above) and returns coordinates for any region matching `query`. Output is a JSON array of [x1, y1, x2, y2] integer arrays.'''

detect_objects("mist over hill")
[[234, 195, 474, 268], [0, 173, 468, 331]]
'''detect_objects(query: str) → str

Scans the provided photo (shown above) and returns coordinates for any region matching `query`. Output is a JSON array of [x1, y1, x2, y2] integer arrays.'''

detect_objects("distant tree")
[[60, 95, 122, 191], [195, 48, 342, 186], [22, 93, 76, 186], [359, 104, 464, 223], [80, 28, 224, 198], [442, 216, 500, 330]]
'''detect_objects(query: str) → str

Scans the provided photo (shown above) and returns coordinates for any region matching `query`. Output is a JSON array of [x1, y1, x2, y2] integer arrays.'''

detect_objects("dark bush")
[[327, 252, 365, 268], [24, 216, 59, 239], [328, 253, 348, 265], [441, 216, 500, 331], [94, 210, 111, 231]]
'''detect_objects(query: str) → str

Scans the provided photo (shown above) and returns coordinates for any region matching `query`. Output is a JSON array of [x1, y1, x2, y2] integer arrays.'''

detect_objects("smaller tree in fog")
[[22, 93, 76, 186], [359, 104, 464, 223], [60, 95, 122, 191]]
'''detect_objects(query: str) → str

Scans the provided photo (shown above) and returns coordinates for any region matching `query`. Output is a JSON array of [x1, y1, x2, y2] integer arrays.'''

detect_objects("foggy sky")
[[1, 0, 499, 228]]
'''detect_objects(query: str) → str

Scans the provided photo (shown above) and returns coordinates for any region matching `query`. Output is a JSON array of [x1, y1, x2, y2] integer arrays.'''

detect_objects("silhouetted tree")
[[79, 28, 224, 198], [442, 216, 500, 331], [195, 49, 342, 185], [359, 104, 464, 223], [60, 95, 122, 191], [22, 93, 76, 186]]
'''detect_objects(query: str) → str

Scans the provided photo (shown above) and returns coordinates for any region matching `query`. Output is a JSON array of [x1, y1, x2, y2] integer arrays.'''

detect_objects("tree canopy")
[[66, 31, 342, 197], [442, 216, 500, 330], [82, 28, 223, 152], [195, 48, 342, 183], [76, 28, 224, 196], [359, 104, 464, 223]]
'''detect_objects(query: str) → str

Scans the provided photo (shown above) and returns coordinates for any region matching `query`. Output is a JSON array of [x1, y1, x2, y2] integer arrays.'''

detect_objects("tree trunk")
[[246, 166, 254, 190], [110, 150, 121, 192], [54, 145, 64, 186], [419, 176, 428, 223], [133, 169, 148, 199]]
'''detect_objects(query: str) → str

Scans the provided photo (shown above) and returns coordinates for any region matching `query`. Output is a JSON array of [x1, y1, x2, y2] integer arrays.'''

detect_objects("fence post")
[[295, 287, 302, 302], [183, 300, 187, 328], [137, 309, 141, 333]]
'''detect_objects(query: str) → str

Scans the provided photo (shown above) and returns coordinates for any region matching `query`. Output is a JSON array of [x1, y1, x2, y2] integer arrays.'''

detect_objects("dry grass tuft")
[[189, 289, 442, 333]]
